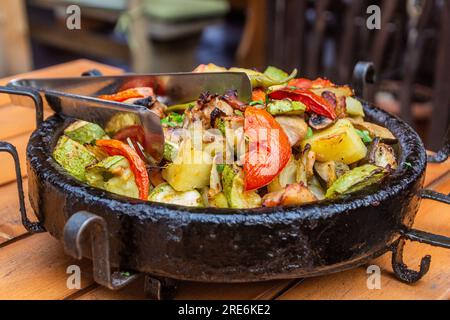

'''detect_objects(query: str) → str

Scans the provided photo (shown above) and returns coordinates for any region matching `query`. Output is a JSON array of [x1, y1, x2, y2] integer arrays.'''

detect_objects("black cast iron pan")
[[0, 64, 449, 299]]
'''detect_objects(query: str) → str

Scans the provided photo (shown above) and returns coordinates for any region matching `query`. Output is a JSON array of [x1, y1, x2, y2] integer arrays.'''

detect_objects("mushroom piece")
[[308, 113, 335, 130], [296, 144, 316, 185], [365, 138, 398, 170], [348, 118, 398, 144]]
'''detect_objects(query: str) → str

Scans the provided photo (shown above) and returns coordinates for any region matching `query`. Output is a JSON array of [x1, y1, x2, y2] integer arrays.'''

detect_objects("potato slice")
[[162, 141, 212, 192], [301, 119, 367, 165]]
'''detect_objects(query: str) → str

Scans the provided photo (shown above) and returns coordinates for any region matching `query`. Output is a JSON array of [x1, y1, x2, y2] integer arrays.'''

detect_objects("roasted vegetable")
[[166, 101, 196, 113], [244, 107, 292, 190], [314, 161, 338, 188], [345, 97, 365, 117], [325, 164, 387, 198], [269, 89, 336, 120], [105, 112, 141, 136], [365, 139, 398, 170], [263, 183, 317, 207], [64, 120, 107, 144], [222, 166, 261, 209], [275, 116, 308, 147], [349, 119, 397, 142], [308, 113, 335, 130], [296, 144, 316, 185], [163, 141, 179, 162], [53, 136, 96, 181], [162, 141, 212, 192], [86, 155, 139, 198], [148, 183, 203, 207], [310, 86, 354, 98], [301, 119, 367, 165], [267, 100, 306, 116], [267, 156, 297, 193], [208, 192, 229, 208], [161, 112, 185, 128], [229, 67, 297, 89], [96, 139, 149, 200]]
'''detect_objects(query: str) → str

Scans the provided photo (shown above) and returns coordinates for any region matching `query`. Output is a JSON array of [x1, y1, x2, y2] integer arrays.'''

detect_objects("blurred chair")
[[0, 0, 32, 77], [28, 0, 229, 72], [265, 0, 449, 151]]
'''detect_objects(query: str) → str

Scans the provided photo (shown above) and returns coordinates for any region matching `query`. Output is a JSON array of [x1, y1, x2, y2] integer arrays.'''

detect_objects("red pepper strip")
[[269, 89, 336, 120], [96, 139, 149, 200], [252, 88, 266, 102], [98, 88, 144, 102], [244, 107, 292, 191]]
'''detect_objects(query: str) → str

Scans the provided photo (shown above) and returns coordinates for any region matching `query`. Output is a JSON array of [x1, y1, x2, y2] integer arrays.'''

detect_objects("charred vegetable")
[[365, 138, 398, 170], [148, 183, 203, 207], [325, 164, 387, 198], [53, 136, 96, 181], [345, 97, 365, 117]]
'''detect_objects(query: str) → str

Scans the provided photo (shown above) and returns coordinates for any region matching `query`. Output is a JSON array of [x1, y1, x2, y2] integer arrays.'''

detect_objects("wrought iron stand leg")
[[144, 276, 179, 300]]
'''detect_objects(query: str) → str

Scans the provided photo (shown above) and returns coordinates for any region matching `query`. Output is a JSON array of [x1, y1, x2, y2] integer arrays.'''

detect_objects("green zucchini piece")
[[53, 136, 96, 181], [325, 164, 387, 198], [148, 183, 203, 207], [267, 100, 306, 116], [229, 67, 297, 89], [64, 120, 107, 144], [222, 166, 261, 209], [209, 192, 229, 208], [85, 155, 139, 199]]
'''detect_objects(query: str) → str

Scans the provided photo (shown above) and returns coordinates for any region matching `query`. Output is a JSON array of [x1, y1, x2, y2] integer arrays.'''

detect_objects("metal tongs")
[[7, 72, 252, 162]]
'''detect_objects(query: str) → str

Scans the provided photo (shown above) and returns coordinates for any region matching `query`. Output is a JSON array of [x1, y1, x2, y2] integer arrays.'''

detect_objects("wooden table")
[[0, 60, 449, 300]]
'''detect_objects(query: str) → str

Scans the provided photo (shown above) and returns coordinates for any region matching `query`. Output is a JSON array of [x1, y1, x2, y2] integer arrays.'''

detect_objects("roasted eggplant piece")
[[325, 164, 388, 198], [53, 136, 96, 181], [64, 120, 107, 144], [86, 155, 139, 198], [349, 118, 397, 144], [148, 183, 203, 207]]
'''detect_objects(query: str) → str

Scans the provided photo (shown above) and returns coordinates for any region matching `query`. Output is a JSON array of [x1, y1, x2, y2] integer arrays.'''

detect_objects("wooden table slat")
[[278, 172, 450, 300]]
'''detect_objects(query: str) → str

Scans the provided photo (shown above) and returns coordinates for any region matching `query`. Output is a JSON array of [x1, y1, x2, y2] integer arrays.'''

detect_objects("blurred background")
[[0, 0, 448, 150]]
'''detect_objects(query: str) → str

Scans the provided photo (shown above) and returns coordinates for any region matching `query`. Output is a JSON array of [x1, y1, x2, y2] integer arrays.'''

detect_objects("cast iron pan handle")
[[0, 86, 45, 233], [391, 189, 450, 283], [63, 211, 139, 290], [0, 86, 44, 126], [353, 61, 376, 100], [427, 126, 450, 163]]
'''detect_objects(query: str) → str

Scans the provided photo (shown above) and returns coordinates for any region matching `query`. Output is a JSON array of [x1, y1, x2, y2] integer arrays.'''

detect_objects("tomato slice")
[[244, 107, 292, 191], [96, 139, 149, 200]]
